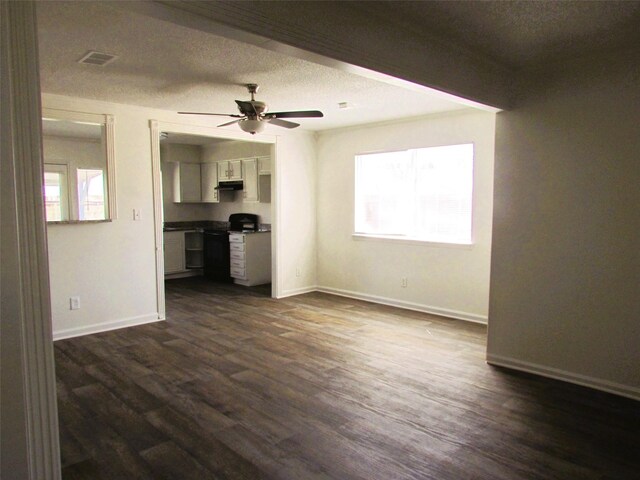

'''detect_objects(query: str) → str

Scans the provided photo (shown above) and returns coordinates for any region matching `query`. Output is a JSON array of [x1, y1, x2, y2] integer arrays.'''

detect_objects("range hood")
[[215, 180, 243, 191]]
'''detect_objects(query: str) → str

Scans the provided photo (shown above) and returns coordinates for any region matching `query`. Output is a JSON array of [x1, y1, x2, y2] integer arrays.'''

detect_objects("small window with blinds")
[[354, 144, 474, 244]]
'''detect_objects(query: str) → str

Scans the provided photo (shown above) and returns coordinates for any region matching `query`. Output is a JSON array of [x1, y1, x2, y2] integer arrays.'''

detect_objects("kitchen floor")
[[55, 277, 640, 479]]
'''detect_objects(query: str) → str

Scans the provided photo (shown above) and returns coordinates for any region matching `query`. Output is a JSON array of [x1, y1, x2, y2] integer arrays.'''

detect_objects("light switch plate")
[[133, 209, 141, 221], [70, 296, 80, 310]]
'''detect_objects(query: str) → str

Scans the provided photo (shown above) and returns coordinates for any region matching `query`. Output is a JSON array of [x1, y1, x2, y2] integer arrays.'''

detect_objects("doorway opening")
[[149, 121, 278, 319]]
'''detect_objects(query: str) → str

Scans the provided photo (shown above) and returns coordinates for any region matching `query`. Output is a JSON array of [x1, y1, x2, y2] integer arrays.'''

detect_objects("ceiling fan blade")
[[178, 112, 243, 117], [269, 110, 324, 119], [235, 100, 257, 116], [268, 118, 300, 129], [217, 119, 243, 128]]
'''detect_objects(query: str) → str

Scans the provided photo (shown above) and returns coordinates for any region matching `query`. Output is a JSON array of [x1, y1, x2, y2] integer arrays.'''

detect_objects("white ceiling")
[[36, 1, 469, 132]]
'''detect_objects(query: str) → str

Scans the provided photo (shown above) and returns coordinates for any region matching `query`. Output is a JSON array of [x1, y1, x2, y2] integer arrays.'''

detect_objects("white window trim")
[[352, 232, 474, 249]]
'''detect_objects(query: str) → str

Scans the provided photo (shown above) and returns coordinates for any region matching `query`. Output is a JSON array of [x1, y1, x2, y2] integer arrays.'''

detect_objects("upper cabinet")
[[258, 156, 271, 175], [169, 162, 220, 203], [165, 155, 270, 204], [200, 163, 219, 203], [242, 158, 259, 203], [217, 159, 242, 181], [169, 162, 201, 203]]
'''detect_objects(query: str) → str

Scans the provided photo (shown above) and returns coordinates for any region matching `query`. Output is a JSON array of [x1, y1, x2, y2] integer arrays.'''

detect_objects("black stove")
[[228, 213, 259, 233], [202, 213, 260, 282]]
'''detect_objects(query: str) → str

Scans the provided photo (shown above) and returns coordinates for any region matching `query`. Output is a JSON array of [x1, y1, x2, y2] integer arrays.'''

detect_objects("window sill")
[[47, 219, 112, 225], [352, 233, 473, 249]]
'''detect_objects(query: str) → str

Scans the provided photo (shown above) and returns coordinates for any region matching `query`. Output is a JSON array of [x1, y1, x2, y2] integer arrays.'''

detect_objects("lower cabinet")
[[229, 232, 271, 286], [184, 231, 204, 268], [163, 231, 185, 274], [164, 230, 203, 277]]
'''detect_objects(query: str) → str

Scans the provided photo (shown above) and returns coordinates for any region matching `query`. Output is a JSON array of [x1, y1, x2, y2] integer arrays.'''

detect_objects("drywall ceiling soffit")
[[354, 1, 640, 72], [146, 0, 640, 104], [37, 1, 472, 133], [143, 0, 514, 109]]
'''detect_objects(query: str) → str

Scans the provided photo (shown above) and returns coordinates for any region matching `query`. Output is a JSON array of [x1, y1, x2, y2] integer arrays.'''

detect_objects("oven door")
[[203, 231, 232, 282]]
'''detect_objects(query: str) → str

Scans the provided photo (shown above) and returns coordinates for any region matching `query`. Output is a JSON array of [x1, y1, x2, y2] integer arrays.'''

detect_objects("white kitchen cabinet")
[[200, 162, 219, 203], [163, 231, 185, 274], [228, 232, 271, 286], [259, 173, 271, 204], [258, 156, 271, 175], [242, 158, 259, 202], [217, 159, 242, 180], [170, 162, 201, 203]]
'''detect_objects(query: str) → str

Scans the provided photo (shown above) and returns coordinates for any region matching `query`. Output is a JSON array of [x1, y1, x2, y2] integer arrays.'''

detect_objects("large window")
[[354, 144, 474, 244]]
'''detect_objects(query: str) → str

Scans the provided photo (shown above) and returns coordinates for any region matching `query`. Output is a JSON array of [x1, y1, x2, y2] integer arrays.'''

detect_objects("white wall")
[[204, 139, 271, 160], [487, 50, 640, 399], [316, 110, 496, 322], [44, 93, 317, 338], [43, 135, 103, 168], [275, 132, 318, 296]]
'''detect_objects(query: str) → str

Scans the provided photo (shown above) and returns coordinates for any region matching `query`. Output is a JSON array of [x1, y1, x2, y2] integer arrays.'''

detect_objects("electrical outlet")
[[296, 267, 301, 277], [70, 296, 80, 310], [401, 277, 408, 288]]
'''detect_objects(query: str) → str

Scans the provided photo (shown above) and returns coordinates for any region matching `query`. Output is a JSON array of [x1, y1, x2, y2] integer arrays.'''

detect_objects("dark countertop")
[[163, 221, 271, 233], [163, 220, 226, 232]]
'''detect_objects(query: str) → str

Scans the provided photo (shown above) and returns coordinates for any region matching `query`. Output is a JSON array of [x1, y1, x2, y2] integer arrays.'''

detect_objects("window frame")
[[43, 163, 70, 222]]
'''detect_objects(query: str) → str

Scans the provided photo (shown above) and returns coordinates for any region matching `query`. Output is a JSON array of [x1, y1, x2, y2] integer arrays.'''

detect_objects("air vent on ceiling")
[[78, 51, 117, 66]]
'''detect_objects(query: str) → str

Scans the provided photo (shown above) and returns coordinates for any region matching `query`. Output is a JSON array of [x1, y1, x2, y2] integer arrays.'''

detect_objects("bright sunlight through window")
[[354, 144, 474, 244], [77, 168, 106, 220]]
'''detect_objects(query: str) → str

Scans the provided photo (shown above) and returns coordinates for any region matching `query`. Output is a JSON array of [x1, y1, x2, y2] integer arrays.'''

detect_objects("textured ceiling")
[[354, 1, 640, 70], [38, 1, 639, 132], [36, 1, 467, 132]]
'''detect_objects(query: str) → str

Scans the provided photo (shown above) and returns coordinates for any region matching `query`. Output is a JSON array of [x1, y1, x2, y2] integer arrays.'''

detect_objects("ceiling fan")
[[178, 83, 324, 134]]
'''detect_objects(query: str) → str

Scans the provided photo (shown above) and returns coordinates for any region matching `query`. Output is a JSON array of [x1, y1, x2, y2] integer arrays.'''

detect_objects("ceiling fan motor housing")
[[241, 101, 267, 116]]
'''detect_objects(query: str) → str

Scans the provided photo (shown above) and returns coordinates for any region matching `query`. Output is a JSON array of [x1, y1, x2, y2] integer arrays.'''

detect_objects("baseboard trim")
[[53, 313, 163, 341], [316, 286, 487, 324], [487, 353, 640, 402], [164, 270, 201, 280], [277, 285, 318, 299]]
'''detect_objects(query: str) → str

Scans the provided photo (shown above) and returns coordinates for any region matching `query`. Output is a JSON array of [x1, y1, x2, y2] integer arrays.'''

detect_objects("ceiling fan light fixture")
[[179, 83, 323, 134], [238, 119, 265, 135]]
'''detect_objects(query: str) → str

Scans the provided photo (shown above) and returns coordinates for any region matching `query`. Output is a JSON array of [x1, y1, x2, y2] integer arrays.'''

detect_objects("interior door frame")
[[149, 120, 278, 319]]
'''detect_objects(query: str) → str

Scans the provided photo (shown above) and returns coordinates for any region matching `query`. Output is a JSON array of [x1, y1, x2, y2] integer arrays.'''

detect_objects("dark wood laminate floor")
[[55, 277, 640, 480]]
